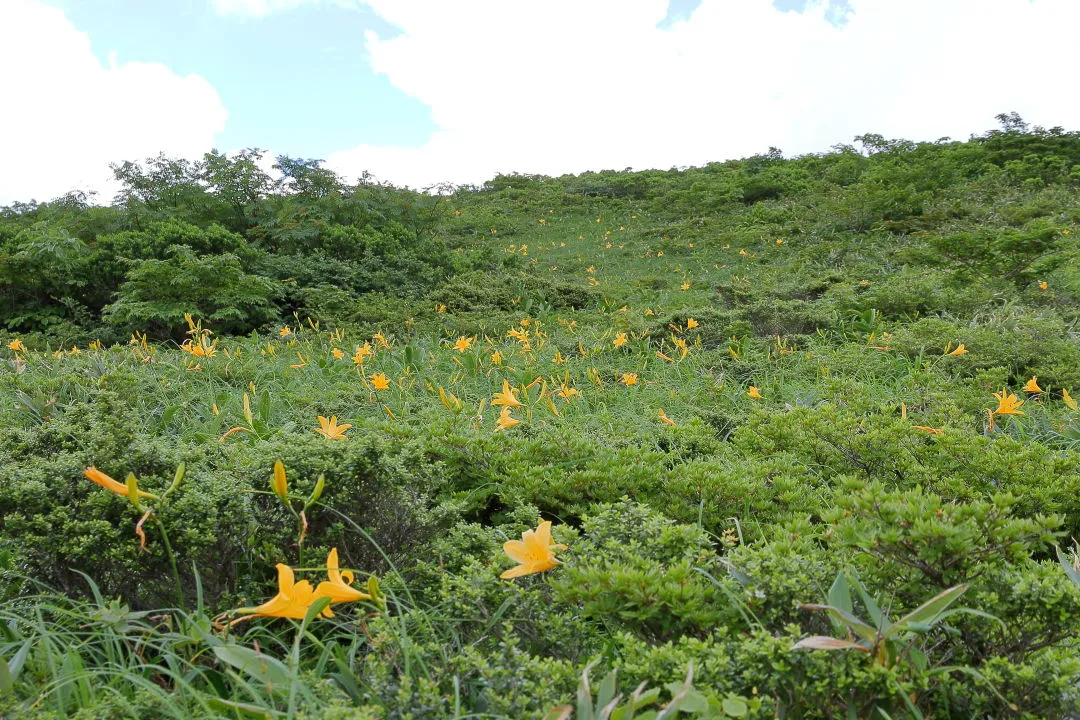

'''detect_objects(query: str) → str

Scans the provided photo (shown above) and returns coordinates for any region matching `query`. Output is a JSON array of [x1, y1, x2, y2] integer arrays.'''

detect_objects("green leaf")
[[797, 603, 878, 643], [721, 696, 749, 717], [886, 584, 968, 639], [213, 645, 292, 694]]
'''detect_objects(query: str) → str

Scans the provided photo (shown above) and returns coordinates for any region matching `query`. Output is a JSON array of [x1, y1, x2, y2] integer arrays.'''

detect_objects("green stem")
[[153, 515, 185, 610]]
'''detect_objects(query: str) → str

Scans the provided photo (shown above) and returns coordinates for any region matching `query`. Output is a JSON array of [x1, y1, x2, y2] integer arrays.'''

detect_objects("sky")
[[1, 0, 1078, 205]]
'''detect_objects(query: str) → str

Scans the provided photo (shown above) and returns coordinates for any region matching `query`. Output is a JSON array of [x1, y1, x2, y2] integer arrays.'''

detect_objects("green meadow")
[[1, 115, 1079, 718]]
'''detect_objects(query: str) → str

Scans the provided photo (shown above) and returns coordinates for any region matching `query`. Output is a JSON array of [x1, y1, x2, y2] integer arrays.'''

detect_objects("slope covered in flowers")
[[1, 118, 1079, 718]]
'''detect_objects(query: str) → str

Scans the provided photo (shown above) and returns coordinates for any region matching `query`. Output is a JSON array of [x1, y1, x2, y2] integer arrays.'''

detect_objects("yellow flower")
[[332, 348, 345, 360], [8, 339, 26, 353], [747, 386, 762, 399], [911, 425, 944, 435], [946, 344, 968, 356], [1063, 388, 1077, 410], [500, 520, 567, 579], [313, 548, 371, 604], [552, 350, 566, 365], [1039, 281, 1048, 291], [271, 460, 288, 499], [279, 326, 292, 338], [686, 318, 699, 330], [491, 350, 503, 366], [620, 372, 638, 386], [613, 332, 628, 349], [435, 303, 447, 313], [84, 467, 159, 500], [316, 415, 351, 440], [658, 408, 676, 426], [991, 388, 1024, 416], [453, 336, 475, 353], [352, 343, 374, 365], [680, 282, 691, 291], [495, 406, 521, 431], [492, 380, 522, 408], [373, 332, 390, 349], [370, 372, 391, 390], [1023, 376, 1042, 393], [233, 563, 331, 622], [557, 384, 579, 400], [290, 352, 307, 369]]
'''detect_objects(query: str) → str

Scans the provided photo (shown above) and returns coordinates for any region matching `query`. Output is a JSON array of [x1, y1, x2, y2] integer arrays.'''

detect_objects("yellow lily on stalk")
[[946, 343, 968, 357], [613, 332, 628, 349], [232, 563, 330, 623], [84, 467, 159, 500], [1063, 388, 1076, 410], [1023, 376, 1042, 393], [313, 548, 371, 604], [495, 406, 520, 431], [992, 388, 1025, 416], [8, 339, 27, 353], [620, 372, 638, 386], [500, 520, 567, 579], [747, 386, 763, 399], [315, 415, 351, 440], [658, 408, 676, 426], [453, 336, 476, 353], [492, 380, 523, 408], [370, 372, 391, 390]]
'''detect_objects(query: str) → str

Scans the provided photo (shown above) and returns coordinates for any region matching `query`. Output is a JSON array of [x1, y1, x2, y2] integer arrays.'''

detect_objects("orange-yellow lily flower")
[[491, 380, 522, 408], [453, 336, 475, 353], [500, 520, 567, 579], [1063, 388, 1077, 410], [84, 467, 159, 500], [946, 344, 968, 356], [1023, 376, 1042, 393], [370, 372, 390, 390], [747, 386, 762, 399], [658, 408, 676, 426], [233, 563, 332, 623], [316, 415, 351, 440], [313, 548, 371, 604], [495, 406, 520, 431], [991, 388, 1024, 416]]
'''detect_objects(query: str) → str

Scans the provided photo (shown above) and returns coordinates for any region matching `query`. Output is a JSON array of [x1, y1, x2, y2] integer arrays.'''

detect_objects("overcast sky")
[[2, 0, 1078, 205]]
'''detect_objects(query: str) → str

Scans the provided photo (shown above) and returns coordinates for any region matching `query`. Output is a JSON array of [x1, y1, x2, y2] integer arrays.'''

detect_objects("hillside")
[[0, 115, 1078, 718]]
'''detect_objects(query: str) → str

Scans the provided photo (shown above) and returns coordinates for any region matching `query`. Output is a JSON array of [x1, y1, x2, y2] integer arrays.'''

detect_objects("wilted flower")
[[658, 408, 676, 426], [1063, 388, 1077, 410], [946, 344, 968, 356]]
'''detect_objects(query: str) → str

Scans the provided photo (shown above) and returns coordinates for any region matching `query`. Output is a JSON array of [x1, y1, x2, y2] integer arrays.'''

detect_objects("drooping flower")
[[946, 344, 968, 357], [453, 336, 475, 353], [991, 388, 1024, 416], [232, 563, 330, 622], [1064, 388, 1077, 410], [316, 415, 351, 440], [370, 372, 391, 391], [911, 425, 944, 435], [313, 548, 371, 604], [658, 408, 676, 426], [747, 386, 762, 399], [1023, 376, 1042, 393], [500, 520, 567, 579], [84, 467, 159, 500], [495, 406, 520, 431], [491, 380, 522, 408]]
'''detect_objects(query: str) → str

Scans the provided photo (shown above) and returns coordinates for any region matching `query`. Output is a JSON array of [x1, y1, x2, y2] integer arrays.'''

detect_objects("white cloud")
[[210, 0, 360, 17], [0, 1, 228, 205], [326, 0, 1080, 189]]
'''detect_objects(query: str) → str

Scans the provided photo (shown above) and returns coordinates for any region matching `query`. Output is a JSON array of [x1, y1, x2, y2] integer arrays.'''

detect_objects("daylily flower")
[[658, 409, 676, 426], [992, 388, 1024, 416], [492, 380, 522, 408], [232, 563, 331, 623], [332, 348, 345, 359], [681, 282, 691, 291], [912, 425, 944, 435], [686, 318, 699, 330], [1023, 376, 1042, 393], [495, 406, 520, 431], [313, 548, 371, 604], [946, 344, 968, 356], [747, 386, 762, 399], [271, 460, 288, 499], [453, 336, 475, 353], [1039, 281, 1048, 291], [84, 467, 159, 500], [556, 384, 579, 400], [370, 372, 391, 390], [373, 332, 390, 349], [491, 350, 503, 366], [1064, 388, 1077, 410], [352, 343, 374, 365], [8, 339, 26, 353], [279, 326, 292, 338], [620, 372, 638, 386], [613, 332, 628, 348], [501, 520, 567, 579], [316, 415, 351, 440]]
